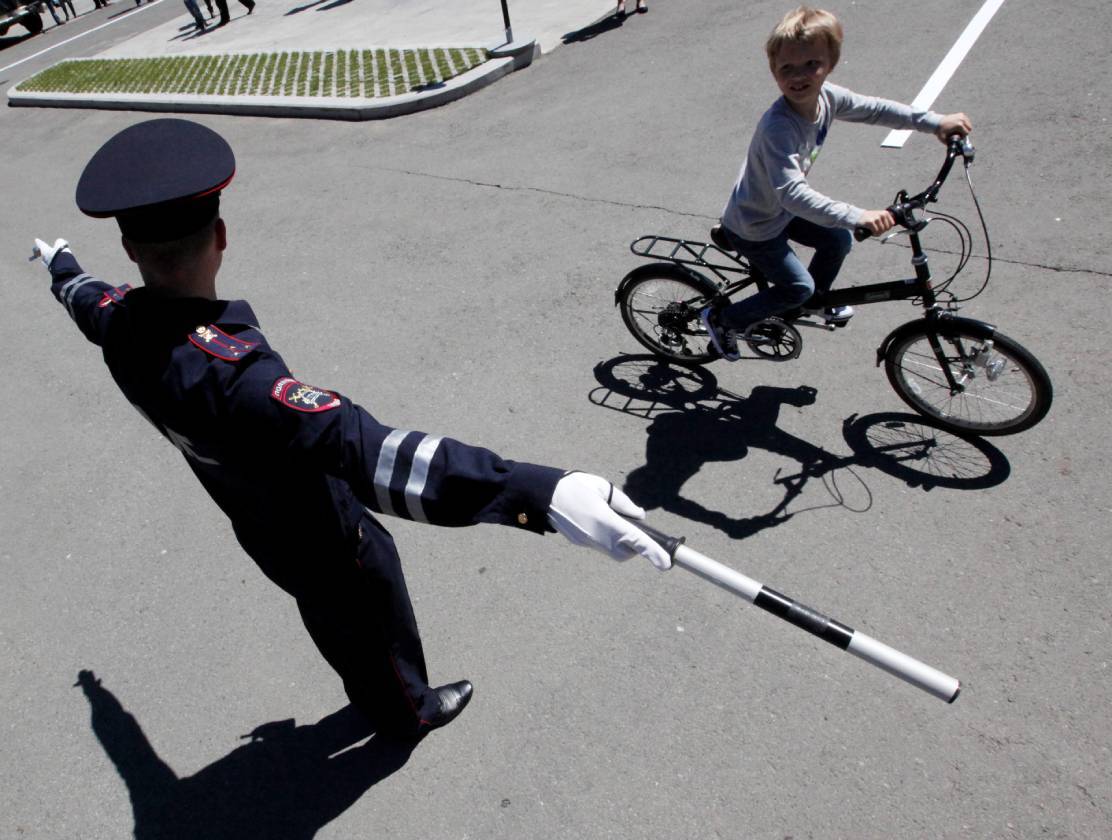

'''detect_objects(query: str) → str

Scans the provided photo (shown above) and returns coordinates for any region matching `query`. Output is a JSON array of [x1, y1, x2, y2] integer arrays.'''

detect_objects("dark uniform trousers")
[[296, 512, 433, 729], [49, 252, 561, 733]]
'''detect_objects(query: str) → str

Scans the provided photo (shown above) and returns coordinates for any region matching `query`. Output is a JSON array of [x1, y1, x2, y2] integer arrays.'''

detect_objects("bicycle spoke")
[[886, 325, 1050, 434], [617, 269, 716, 365]]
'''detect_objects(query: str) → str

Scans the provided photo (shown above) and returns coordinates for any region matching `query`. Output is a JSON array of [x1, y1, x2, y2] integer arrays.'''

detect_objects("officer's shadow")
[[74, 670, 414, 840], [591, 355, 1010, 540]]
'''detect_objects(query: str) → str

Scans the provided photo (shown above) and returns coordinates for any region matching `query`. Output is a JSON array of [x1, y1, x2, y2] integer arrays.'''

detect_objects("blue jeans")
[[719, 218, 852, 331], [183, 0, 205, 26]]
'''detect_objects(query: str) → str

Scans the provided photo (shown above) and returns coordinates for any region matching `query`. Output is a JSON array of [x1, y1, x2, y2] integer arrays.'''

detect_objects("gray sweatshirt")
[[721, 82, 943, 241]]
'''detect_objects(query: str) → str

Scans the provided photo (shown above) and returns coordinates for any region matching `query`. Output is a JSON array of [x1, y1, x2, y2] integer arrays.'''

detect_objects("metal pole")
[[635, 520, 961, 703], [500, 0, 513, 43]]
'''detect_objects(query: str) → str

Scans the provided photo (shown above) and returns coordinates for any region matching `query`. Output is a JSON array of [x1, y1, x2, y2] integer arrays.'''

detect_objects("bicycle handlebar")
[[853, 135, 974, 242]]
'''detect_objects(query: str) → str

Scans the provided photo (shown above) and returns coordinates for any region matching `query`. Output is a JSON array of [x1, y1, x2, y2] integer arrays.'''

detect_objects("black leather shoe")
[[421, 680, 473, 733]]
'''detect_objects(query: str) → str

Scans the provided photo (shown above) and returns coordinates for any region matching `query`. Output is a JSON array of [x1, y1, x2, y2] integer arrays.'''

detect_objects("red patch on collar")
[[271, 377, 341, 413]]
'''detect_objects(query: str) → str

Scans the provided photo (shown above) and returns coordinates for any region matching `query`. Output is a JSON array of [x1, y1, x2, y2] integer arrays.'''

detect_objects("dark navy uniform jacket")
[[49, 252, 562, 596]]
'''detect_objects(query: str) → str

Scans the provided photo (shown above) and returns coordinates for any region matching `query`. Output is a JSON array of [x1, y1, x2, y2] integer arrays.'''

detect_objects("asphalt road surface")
[[3, 1, 1110, 838]]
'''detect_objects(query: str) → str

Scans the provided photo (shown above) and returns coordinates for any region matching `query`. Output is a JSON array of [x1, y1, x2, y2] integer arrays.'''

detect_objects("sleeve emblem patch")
[[271, 377, 341, 413], [97, 284, 133, 308], [188, 323, 259, 361]]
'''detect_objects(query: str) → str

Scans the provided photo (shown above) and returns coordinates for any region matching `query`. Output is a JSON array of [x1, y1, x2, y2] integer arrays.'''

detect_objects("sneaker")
[[699, 307, 740, 361], [801, 304, 855, 325], [800, 303, 853, 320]]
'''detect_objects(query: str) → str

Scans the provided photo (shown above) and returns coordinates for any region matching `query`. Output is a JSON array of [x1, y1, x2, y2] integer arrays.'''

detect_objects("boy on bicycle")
[[702, 5, 972, 361]]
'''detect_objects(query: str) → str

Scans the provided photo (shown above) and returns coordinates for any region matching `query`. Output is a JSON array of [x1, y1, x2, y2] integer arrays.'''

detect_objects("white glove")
[[548, 472, 672, 571], [31, 238, 71, 269]]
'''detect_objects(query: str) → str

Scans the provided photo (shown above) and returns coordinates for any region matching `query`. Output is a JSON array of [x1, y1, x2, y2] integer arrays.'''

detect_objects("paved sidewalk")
[[8, 0, 628, 118], [102, 0, 621, 57]]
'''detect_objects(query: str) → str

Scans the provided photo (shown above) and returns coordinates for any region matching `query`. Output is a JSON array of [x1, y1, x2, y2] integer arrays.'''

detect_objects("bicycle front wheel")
[[884, 323, 1052, 436], [617, 265, 717, 365]]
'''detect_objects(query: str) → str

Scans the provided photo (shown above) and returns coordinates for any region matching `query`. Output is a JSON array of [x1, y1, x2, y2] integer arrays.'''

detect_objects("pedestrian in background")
[[213, 0, 254, 26], [183, 0, 206, 30], [57, 0, 76, 21], [615, 0, 646, 16], [43, 0, 65, 25]]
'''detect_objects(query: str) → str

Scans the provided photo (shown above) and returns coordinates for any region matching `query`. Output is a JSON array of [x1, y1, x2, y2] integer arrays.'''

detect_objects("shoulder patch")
[[97, 284, 133, 308], [271, 377, 341, 413], [188, 323, 259, 361]]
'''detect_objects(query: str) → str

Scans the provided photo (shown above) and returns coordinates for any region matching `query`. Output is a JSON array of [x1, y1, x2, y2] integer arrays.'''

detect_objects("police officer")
[[34, 118, 669, 739]]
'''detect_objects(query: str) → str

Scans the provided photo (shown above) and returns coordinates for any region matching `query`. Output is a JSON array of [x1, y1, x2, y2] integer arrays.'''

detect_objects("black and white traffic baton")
[[634, 519, 961, 703]]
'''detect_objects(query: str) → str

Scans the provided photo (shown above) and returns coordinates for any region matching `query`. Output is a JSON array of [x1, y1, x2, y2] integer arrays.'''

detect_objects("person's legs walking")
[[184, 0, 206, 30], [44, 0, 63, 25]]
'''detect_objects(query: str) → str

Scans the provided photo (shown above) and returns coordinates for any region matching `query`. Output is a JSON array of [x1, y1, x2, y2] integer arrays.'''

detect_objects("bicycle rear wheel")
[[617, 265, 718, 365], [884, 323, 1052, 436]]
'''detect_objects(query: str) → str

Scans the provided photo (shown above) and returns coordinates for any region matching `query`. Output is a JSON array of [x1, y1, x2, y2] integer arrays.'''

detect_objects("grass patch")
[[15, 48, 490, 98]]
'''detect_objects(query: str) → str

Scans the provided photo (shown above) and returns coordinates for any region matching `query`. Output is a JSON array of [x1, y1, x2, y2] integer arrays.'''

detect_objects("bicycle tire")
[[884, 322, 1052, 436], [617, 265, 718, 365]]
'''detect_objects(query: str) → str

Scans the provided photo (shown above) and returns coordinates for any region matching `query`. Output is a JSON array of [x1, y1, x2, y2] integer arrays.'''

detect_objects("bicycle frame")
[[624, 137, 998, 388], [617, 137, 1051, 435], [629, 220, 942, 312], [628, 135, 976, 311]]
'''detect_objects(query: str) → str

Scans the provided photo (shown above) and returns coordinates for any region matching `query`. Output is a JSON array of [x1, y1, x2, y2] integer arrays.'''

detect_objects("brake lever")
[[879, 227, 914, 245]]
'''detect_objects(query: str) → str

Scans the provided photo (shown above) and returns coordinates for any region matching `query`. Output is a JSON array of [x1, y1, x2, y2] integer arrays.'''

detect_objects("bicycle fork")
[[877, 312, 1000, 394]]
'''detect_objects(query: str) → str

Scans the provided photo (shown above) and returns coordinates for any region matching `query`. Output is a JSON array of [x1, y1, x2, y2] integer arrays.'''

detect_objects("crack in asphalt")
[[381, 166, 1112, 278], [377, 165, 715, 220], [891, 244, 1112, 279]]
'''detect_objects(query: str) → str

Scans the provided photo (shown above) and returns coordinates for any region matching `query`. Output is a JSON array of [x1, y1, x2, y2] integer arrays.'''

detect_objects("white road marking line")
[[0, 0, 164, 76], [881, 0, 1007, 148]]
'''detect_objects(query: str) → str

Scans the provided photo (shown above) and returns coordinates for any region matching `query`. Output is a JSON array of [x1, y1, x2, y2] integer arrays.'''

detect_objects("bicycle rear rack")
[[630, 235, 751, 279]]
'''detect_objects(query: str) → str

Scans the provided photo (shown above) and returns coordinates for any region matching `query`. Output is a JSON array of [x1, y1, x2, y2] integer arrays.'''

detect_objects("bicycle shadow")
[[590, 355, 1011, 540], [74, 670, 414, 840]]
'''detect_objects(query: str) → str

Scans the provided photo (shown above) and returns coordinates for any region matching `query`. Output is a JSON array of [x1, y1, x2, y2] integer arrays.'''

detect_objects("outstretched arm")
[[224, 362, 671, 570], [33, 237, 125, 347]]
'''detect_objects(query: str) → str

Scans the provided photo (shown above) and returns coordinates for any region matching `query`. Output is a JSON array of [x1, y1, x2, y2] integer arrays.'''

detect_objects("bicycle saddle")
[[710, 223, 734, 252]]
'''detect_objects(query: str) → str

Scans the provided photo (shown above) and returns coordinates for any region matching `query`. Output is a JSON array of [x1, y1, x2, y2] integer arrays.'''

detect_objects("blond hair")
[[766, 7, 844, 70]]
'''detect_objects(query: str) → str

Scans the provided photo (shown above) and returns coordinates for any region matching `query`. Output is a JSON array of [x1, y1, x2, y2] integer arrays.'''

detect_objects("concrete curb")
[[6, 39, 538, 120]]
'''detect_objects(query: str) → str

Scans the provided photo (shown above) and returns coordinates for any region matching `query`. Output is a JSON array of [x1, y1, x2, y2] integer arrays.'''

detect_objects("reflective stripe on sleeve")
[[373, 429, 410, 517], [404, 435, 443, 523], [60, 274, 98, 320]]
